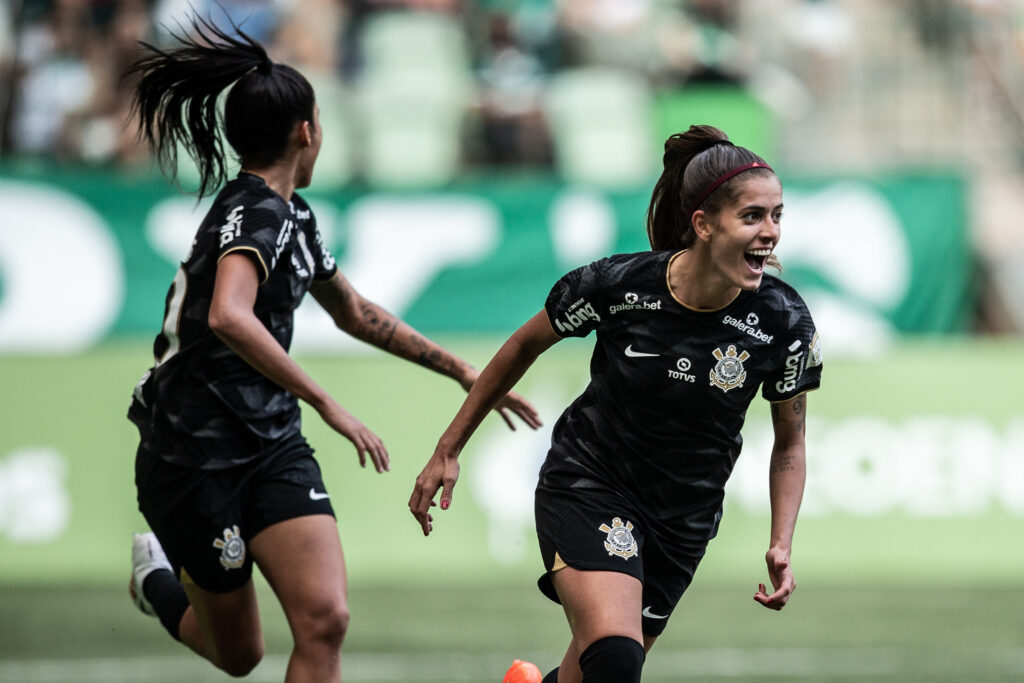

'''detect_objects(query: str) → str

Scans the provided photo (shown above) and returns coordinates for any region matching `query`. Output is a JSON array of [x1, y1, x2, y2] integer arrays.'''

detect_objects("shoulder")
[[755, 273, 812, 312], [289, 193, 315, 222], [591, 250, 672, 284]]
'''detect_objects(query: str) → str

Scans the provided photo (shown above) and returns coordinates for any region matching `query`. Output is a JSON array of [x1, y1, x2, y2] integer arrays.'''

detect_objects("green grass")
[[0, 581, 1022, 681]]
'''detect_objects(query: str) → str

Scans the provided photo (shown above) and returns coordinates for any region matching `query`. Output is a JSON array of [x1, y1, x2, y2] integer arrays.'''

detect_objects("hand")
[[408, 445, 460, 536], [493, 390, 542, 431], [318, 399, 390, 473], [753, 546, 795, 610], [460, 371, 542, 432]]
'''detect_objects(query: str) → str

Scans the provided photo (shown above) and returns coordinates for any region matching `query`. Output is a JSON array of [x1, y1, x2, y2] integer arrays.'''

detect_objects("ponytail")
[[645, 125, 774, 252], [128, 15, 315, 197]]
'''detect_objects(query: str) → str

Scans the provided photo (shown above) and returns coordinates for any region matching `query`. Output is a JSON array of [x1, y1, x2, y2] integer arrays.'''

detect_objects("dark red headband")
[[687, 161, 773, 220]]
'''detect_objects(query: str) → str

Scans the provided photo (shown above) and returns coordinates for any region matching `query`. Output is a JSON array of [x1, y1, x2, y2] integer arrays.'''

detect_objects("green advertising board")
[[0, 165, 971, 356]]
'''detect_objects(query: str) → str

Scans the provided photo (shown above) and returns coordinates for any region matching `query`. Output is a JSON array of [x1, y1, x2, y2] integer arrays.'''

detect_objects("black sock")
[[542, 667, 559, 683], [579, 636, 645, 683], [143, 569, 190, 641]]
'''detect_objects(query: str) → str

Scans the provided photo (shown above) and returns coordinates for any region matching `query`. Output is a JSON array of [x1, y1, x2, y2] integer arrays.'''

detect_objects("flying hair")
[[127, 13, 314, 198]]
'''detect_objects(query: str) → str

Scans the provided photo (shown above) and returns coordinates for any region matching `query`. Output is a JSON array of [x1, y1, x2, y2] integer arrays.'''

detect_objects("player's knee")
[[218, 639, 264, 678], [578, 635, 644, 683], [299, 600, 350, 651]]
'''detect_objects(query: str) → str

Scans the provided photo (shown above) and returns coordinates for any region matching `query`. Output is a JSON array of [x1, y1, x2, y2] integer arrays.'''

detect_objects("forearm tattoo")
[[358, 301, 398, 348], [362, 302, 471, 380], [769, 452, 796, 475]]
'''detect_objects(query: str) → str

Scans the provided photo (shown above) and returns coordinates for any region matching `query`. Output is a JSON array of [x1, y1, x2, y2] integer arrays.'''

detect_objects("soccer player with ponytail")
[[126, 16, 539, 681], [411, 125, 822, 683]]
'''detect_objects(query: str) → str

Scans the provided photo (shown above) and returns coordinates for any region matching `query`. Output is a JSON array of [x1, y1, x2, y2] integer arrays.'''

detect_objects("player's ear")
[[691, 210, 713, 243], [295, 120, 312, 147]]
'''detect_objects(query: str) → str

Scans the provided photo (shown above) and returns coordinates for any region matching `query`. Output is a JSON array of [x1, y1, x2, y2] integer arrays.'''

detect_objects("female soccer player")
[[410, 125, 821, 683], [125, 17, 540, 681]]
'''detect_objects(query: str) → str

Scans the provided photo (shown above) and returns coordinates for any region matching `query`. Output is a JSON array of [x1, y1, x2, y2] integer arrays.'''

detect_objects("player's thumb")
[[440, 483, 455, 510]]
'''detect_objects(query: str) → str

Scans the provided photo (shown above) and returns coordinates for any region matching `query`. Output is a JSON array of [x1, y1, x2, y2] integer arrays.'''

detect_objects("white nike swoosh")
[[642, 606, 668, 619], [308, 488, 331, 501], [625, 345, 659, 358]]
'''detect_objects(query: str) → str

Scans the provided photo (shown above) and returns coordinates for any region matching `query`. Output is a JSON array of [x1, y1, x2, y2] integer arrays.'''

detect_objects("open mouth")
[[744, 248, 772, 273]]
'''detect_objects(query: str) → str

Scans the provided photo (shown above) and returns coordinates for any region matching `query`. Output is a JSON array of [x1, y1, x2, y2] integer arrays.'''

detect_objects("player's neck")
[[668, 250, 740, 311], [240, 159, 299, 202]]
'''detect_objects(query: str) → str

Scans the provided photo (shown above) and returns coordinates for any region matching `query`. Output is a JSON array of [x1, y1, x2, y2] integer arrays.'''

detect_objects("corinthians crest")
[[710, 344, 750, 392], [599, 517, 638, 559], [213, 525, 246, 570]]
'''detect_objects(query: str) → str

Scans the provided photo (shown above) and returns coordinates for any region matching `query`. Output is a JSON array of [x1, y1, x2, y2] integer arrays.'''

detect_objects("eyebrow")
[[738, 203, 784, 212]]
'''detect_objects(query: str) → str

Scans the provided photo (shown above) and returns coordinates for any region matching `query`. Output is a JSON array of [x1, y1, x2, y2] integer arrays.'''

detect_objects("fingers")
[[409, 475, 445, 536], [439, 476, 456, 512], [753, 580, 794, 610], [498, 407, 516, 431], [352, 430, 390, 473], [508, 393, 542, 430], [408, 481, 434, 536]]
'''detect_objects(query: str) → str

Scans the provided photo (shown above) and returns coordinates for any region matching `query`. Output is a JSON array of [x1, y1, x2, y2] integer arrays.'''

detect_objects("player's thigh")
[[249, 514, 348, 634], [181, 571, 263, 664], [551, 566, 644, 650]]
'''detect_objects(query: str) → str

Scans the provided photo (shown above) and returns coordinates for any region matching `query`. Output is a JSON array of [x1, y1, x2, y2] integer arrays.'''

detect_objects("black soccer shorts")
[[534, 478, 707, 637], [135, 434, 335, 593]]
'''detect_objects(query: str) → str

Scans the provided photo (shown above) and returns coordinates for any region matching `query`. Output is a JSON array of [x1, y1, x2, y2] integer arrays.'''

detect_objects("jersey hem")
[[219, 245, 270, 284]]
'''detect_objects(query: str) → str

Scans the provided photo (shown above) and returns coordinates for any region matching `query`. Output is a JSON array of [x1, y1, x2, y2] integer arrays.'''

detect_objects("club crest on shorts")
[[710, 344, 749, 392], [599, 517, 638, 560], [213, 525, 245, 570]]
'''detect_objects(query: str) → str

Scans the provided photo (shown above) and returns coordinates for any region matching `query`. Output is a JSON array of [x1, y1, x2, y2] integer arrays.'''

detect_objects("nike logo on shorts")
[[309, 488, 331, 501], [624, 345, 659, 358], [642, 606, 668, 619]]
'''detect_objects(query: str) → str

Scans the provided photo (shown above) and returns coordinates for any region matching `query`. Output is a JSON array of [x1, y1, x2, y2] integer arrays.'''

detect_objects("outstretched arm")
[[408, 311, 561, 536], [210, 253, 389, 472], [310, 271, 540, 430], [754, 393, 808, 610]]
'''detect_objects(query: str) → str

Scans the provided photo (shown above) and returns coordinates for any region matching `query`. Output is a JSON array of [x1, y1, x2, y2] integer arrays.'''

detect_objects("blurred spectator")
[[9, 0, 102, 157], [469, 8, 553, 167]]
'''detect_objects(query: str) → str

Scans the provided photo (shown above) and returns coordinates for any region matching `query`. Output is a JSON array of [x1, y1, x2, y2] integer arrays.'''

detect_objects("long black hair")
[[128, 14, 316, 197], [646, 125, 775, 252]]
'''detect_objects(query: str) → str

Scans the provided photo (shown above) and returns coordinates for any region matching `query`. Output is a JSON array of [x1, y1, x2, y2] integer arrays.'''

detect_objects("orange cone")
[[503, 659, 543, 683]]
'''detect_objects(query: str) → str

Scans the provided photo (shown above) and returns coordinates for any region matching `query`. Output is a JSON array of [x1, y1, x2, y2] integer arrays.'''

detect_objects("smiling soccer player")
[[411, 125, 822, 683]]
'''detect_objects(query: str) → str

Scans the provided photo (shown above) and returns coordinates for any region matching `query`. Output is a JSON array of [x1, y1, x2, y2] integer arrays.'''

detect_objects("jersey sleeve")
[[215, 202, 284, 284], [762, 301, 823, 402], [544, 259, 605, 338], [308, 222, 338, 281]]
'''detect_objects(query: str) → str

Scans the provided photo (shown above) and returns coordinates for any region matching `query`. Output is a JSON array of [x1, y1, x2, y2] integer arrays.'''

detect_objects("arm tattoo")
[[769, 452, 796, 475], [358, 301, 398, 348]]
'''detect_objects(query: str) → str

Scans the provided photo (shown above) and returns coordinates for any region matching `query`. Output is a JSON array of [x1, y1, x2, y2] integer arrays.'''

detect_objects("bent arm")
[[409, 311, 561, 534], [437, 311, 560, 452], [210, 254, 390, 471], [209, 252, 331, 411], [310, 270, 474, 386]]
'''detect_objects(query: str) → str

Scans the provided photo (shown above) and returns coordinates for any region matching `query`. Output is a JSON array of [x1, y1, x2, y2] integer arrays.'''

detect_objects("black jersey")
[[129, 173, 338, 469], [541, 250, 822, 545]]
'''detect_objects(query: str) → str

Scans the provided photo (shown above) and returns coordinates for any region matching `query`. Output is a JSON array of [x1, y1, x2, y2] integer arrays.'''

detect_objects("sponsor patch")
[[807, 332, 823, 368], [553, 299, 600, 334], [218, 205, 243, 248], [599, 517, 638, 560], [722, 313, 773, 343], [609, 291, 662, 315]]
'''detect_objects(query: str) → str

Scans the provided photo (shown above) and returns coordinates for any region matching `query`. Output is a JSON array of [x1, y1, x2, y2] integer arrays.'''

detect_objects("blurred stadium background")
[[1, 0, 1024, 681]]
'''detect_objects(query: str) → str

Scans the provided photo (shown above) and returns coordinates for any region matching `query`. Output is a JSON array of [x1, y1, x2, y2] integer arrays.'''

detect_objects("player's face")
[[296, 104, 322, 189], [706, 174, 783, 291]]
